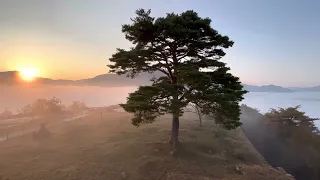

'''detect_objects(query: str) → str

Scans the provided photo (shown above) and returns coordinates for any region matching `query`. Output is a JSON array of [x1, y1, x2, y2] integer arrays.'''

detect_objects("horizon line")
[[0, 70, 318, 88]]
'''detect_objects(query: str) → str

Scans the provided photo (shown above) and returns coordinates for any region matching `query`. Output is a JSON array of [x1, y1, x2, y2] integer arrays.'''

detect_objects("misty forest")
[[1, 8, 320, 180]]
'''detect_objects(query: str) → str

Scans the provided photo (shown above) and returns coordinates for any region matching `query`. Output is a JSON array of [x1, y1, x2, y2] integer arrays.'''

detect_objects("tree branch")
[[179, 87, 194, 100], [151, 41, 173, 79], [177, 53, 189, 61]]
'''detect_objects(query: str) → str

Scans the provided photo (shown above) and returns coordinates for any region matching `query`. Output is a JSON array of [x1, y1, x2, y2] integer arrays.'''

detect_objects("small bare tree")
[[186, 103, 203, 126]]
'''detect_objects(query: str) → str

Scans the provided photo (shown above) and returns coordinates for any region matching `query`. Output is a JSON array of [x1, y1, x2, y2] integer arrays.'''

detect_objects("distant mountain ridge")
[[242, 84, 293, 92], [0, 71, 319, 92], [288, 85, 320, 92], [0, 71, 21, 85]]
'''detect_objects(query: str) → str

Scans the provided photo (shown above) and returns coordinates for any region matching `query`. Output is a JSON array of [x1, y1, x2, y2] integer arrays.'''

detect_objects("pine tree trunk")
[[170, 76, 180, 148], [199, 114, 202, 127], [171, 114, 180, 147]]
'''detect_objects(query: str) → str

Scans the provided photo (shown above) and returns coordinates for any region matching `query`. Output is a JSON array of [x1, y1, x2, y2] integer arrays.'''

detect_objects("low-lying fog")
[[242, 91, 320, 127], [1, 85, 319, 127], [1, 84, 319, 180], [0, 85, 137, 111]]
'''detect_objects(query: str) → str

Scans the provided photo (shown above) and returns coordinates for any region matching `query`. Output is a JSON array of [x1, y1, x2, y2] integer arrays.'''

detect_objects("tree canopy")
[[0, 109, 13, 118], [108, 9, 247, 145], [264, 106, 320, 179], [265, 105, 319, 136], [67, 101, 88, 114], [19, 97, 65, 116]]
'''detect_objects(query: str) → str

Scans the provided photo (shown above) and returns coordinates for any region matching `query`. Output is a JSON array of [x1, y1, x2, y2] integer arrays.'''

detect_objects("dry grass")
[[0, 115, 68, 137], [0, 108, 293, 180]]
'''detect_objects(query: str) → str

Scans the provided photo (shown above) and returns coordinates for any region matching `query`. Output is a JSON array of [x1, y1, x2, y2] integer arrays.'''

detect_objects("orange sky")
[[1, 0, 320, 86], [0, 31, 117, 80]]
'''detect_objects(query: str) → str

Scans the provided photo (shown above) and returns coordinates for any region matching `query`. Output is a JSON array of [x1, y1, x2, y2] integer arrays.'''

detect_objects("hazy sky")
[[0, 0, 319, 86]]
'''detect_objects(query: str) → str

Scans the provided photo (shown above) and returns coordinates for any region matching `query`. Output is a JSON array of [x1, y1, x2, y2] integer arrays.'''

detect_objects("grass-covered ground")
[[0, 106, 293, 180], [0, 115, 66, 137]]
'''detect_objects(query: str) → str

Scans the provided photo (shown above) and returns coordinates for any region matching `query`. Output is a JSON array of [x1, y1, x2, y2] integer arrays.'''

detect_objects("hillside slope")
[[0, 107, 293, 180], [240, 106, 306, 180]]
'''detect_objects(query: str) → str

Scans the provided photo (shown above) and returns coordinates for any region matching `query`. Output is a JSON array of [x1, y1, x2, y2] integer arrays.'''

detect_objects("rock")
[[235, 165, 244, 175], [221, 150, 227, 156], [169, 150, 177, 156], [208, 150, 212, 154], [120, 172, 127, 179], [169, 151, 174, 156], [276, 167, 286, 174], [276, 167, 294, 178], [286, 173, 294, 178]]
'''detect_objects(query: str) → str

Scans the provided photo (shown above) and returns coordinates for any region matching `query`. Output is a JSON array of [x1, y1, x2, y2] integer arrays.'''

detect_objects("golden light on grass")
[[19, 67, 38, 81]]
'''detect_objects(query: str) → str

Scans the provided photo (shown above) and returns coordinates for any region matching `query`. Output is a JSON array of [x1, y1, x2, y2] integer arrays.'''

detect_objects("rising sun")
[[19, 67, 38, 81]]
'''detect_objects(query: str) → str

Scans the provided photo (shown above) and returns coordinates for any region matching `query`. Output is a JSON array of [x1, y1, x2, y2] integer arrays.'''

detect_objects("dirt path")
[[0, 113, 88, 142]]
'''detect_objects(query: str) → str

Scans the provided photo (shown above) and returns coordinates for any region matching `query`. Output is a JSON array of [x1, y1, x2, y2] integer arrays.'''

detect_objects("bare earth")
[[0, 107, 293, 180]]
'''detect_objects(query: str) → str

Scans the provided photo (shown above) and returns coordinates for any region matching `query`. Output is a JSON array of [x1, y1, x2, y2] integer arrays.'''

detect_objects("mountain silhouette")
[[0, 71, 319, 92], [242, 84, 293, 92], [75, 72, 155, 86], [288, 85, 320, 92], [0, 71, 157, 87], [0, 71, 22, 85]]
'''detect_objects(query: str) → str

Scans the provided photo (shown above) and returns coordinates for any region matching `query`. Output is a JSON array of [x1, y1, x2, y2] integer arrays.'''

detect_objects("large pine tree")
[[108, 9, 247, 147]]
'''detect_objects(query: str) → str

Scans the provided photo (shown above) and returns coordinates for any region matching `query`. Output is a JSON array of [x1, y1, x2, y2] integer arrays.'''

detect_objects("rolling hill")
[[242, 84, 293, 92]]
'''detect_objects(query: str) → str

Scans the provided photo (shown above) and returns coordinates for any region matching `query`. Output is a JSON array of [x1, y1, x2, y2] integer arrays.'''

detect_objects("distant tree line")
[[18, 97, 66, 117], [0, 97, 89, 119], [241, 104, 320, 180], [0, 109, 13, 119], [264, 105, 320, 179]]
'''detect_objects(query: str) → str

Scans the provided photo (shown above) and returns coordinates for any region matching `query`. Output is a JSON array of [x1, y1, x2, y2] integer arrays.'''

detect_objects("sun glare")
[[19, 67, 38, 81]]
